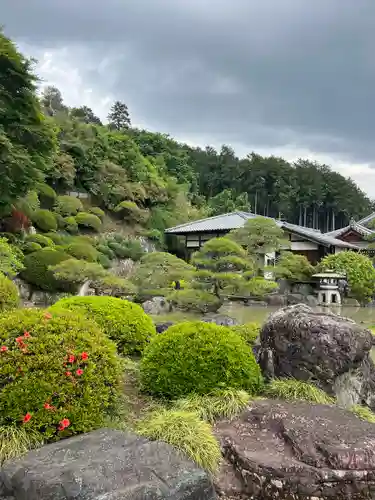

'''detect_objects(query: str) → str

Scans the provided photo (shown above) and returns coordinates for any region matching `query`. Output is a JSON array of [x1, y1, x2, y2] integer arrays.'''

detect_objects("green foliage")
[[168, 289, 222, 313], [231, 322, 260, 346], [31, 209, 57, 232], [173, 388, 252, 423], [350, 405, 375, 423], [87, 206, 105, 220], [64, 216, 78, 234], [91, 275, 136, 297], [208, 189, 250, 216], [0, 237, 24, 278], [97, 253, 112, 269], [21, 248, 72, 291], [63, 242, 98, 262], [319, 251, 375, 303], [15, 191, 40, 218], [23, 242, 42, 254], [52, 212, 66, 230], [0, 308, 123, 442], [96, 244, 115, 260], [264, 379, 335, 404], [0, 32, 56, 213], [108, 100, 131, 130], [107, 237, 144, 261], [55, 195, 83, 216], [44, 233, 67, 245], [230, 217, 288, 256], [140, 321, 263, 399], [25, 233, 54, 248], [75, 212, 102, 232], [114, 200, 149, 223], [36, 183, 57, 209], [243, 277, 278, 298], [131, 252, 194, 291], [49, 258, 107, 285], [50, 296, 156, 356], [136, 410, 220, 472], [0, 426, 42, 464], [274, 251, 315, 281], [0, 273, 19, 311], [192, 238, 254, 297]]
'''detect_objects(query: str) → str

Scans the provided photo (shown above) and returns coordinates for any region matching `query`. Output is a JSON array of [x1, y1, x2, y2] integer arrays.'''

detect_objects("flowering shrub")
[[0, 273, 19, 311], [0, 308, 123, 442], [140, 321, 263, 399], [50, 296, 156, 355]]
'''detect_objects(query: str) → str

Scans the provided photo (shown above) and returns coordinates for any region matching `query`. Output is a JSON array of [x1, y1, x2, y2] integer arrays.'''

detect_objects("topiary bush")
[[63, 242, 99, 262], [75, 212, 102, 232], [0, 273, 19, 311], [23, 242, 42, 254], [50, 296, 156, 355], [52, 212, 66, 230], [64, 216, 78, 234], [0, 308, 123, 442], [97, 253, 111, 269], [136, 410, 220, 472], [96, 244, 115, 260], [36, 183, 57, 209], [140, 321, 263, 399], [55, 195, 83, 216], [21, 248, 73, 292], [31, 210, 57, 232], [114, 201, 149, 224], [231, 322, 260, 346], [44, 232, 67, 246], [88, 206, 105, 220], [168, 289, 222, 313], [25, 233, 54, 248]]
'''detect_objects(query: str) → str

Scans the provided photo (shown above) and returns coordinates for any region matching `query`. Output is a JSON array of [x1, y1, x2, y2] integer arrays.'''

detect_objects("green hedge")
[[23, 242, 42, 254], [140, 321, 263, 399], [0, 273, 19, 311], [31, 210, 57, 232], [36, 183, 57, 209], [168, 289, 222, 314], [63, 242, 99, 262], [231, 322, 260, 346], [0, 308, 123, 442], [88, 206, 105, 220], [25, 234, 54, 248], [50, 296, 156, 355], [64, 216, 78, 234], [75, 212, 102, 232], [21, 248, 73, 292], [55, 195, 83, 216]]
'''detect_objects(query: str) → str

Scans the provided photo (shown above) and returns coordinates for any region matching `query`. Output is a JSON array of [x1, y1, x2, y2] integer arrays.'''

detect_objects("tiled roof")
[[357, 211, 375, 227], [166, 212, 358, 249], [325, 222, 373, 238]]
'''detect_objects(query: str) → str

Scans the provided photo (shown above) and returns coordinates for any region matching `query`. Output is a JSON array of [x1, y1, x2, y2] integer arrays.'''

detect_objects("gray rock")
[[13, 278, 31, 301], [155, 321, 174, 333], [142, 296, 171, 315], [215, 399, 375, 499], [290, 282, 314, 296], [203, 315, 238, 327], [257, 304, 375, 409], [265, 293, 287, 306], [0, 429, 216, 500], [342, 297, 361, 307]]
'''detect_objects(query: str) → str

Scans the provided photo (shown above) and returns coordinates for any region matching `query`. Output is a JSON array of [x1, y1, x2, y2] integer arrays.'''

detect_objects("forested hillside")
[[1, 31, 373, 237]]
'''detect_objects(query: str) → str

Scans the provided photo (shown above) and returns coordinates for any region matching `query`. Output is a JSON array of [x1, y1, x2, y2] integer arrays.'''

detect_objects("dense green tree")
[[273, 251, 315, 281], [107, 100, 131, 130], [0, 237, 24, 278], [70, 106, 102, 125], [40, 85, 67, 116]]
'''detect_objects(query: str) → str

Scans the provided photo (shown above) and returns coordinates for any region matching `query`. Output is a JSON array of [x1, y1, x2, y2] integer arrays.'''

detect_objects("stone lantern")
[[312, 270, 346, 306]]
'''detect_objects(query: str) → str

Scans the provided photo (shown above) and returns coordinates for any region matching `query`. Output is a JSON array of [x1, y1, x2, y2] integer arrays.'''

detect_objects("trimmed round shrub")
[[23, 242, 42, 254], [52, 212, 66, 230], [96, 244, 115, 260], [140, 321, 263, 399], [63, 242, 98, 262], [44, 232, 67, 246], [97, 253, 111, 269], [75, 212, 102, 232], [25, 233, 54, 248], [36, 183, 57, 209], [0, 274, 19, 311], [21, 248, 73, 292], [168, 289, 222, 314], [31, 210, 57, 232], [231, 322, 260, 346], [55, 195, 83, 216], [0, 308, 123, 442], [64, 216, 78, 234], [88, 206, 105, 220], [50, 296, 156, 355]]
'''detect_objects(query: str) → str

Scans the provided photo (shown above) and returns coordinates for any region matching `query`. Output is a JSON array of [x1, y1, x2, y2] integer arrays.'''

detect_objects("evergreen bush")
[[50, 296, 156, 355], [64, 216, 78, 234], [55, 195, 83, 216], [140, 321, 263, 399], [23, 242, 42, 254], [168, 289, 222, 313], [0, 274, 19, 311], [75, 212, 102, 232], [44, 232, 67, 246], [88, 206, 105, 220], [31, 210, 57, 232], [63, 242, 99, 262], [231, 322, 260, 346], [53, 212, 66, 230], [96, 244, 115, 260], [25, 234, 54, 248], [21, 248, 73, 292], [36, 183, 57, 209], [0, 308, 123, 442]]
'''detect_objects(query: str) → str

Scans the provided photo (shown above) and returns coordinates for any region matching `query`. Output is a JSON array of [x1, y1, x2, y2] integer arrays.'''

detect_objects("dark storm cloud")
[[3, 0, 375, 162]]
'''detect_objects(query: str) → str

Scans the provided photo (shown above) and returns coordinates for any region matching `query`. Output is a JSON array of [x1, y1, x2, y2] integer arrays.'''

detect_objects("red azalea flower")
[[58, 418, 70, 430], [44, 312, 52, 320], [76, 369, 84, 376], [0, 346, 8, 352], [81, 352, 89, 361], [65, 371, 72, 377], [23, 331, 31, 338], [23, 413, 32, 423], [44, 403, 52, 410], [16, 337, 23, 344], [68, 355, 75, 363]]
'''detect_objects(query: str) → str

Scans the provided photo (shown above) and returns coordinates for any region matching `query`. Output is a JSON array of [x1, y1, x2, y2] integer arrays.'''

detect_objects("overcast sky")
[[3, 0, 375, 198]]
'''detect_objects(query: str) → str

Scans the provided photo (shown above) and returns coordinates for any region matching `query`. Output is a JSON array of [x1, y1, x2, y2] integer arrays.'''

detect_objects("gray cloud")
[[3, 0, 375, 164]]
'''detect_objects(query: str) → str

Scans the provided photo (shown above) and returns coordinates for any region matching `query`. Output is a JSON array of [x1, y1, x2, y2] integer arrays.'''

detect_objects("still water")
[[155, 302, 375, 328]]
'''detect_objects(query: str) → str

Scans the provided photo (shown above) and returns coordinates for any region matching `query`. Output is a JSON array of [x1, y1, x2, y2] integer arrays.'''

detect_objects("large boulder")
[[215, 399, 375, 499], [142, 296, 171, 315], [257, 304, 375, 409], [0, 429, 216, 500]]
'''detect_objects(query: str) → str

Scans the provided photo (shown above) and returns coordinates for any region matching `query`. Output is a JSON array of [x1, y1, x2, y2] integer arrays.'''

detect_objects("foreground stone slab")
[[215, 399, 375, 499], [0, 429, 216, 500]]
